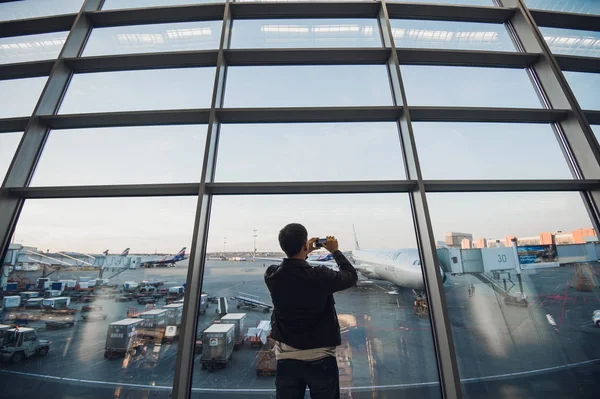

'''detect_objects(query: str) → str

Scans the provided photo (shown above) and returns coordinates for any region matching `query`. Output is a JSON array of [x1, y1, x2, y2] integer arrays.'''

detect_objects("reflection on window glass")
[[401, 66, 542, 108], [593, 125, 600, 144], [31, 126, 207, 186], [524, 0, 600, 15], [564, 71, 600, 110], [541, 27, 600, 57], [193, 194, 441, 397], [0, 0, 83, 22], [388, 0, 494, 5], [59, 68, 215, 114], [414, 123, 572, 180], [427, 191, 599, 398], [225, 65, 392, 107], [83, 21, 222, 56], [102, 0, 223, 9], [8, 196, 195, 394], [391, 20, 514, 51], [0, 32, 67, 65], [0, 76, 47, 118], [231, 19, 380, 49], [0, 132, 22, 184], [216, 122, 404, 182]]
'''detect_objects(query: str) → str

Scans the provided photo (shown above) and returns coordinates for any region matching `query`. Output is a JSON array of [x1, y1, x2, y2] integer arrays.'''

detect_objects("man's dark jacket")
[[264, 250, 358, 350]]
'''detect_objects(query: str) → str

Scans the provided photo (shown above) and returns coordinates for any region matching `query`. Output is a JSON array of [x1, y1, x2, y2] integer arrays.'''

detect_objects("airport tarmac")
[[1, 261, 600, 398]]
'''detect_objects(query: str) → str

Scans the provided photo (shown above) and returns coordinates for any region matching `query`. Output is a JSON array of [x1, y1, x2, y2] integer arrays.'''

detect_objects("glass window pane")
[[564, 71, 600, 110], [0, 32, 67, 65], [59, 68, 215, 114], [401, 66, 542, 108], [388, 0, 494, 5], [102, 0, 223, 9], [0, 0, 84, 22], [0, 132, 22, 184], [593, 125, 600, 144], [83, 21, 222, 57], [391, 20, 514, 51], [31, 125, 207, 186], [524, 0, 600, 15], [414, 123, 572, 179], [8, 196, 195, 395], [0, 76, 46, 118], [225, 65, 392, 107], [542, 27, 600, 57], [231, 19, 380, 49], [193, 194, 441, 398], [427, 191, 599, 398], [215, 122, 405, 182]]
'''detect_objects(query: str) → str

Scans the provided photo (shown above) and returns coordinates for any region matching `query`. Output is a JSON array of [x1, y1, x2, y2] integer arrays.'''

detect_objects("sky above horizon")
[[2, 0, 600, 254]]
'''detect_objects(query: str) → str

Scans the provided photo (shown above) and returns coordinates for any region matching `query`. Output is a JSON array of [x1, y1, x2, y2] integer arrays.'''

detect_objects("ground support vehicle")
[[104, 318, 143, 359], [0, 327, 51, 364], [220, 313, 247, 349]]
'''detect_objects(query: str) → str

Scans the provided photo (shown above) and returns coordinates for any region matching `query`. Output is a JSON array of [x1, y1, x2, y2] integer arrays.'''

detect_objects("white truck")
[[0, 327, 52, 364], [593, 310, 600, 328]]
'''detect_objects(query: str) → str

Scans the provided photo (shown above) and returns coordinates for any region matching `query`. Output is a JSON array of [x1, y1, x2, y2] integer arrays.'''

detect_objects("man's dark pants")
[[276, 356, 340, 399]]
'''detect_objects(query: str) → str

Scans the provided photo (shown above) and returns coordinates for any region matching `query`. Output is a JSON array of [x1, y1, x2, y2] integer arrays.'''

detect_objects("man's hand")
[[307, 237, 318, 253], [323, 236, 339, 253]]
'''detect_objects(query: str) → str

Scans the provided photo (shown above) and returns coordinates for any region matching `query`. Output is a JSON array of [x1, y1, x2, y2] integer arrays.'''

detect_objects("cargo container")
[[5, 283, 18, 292], [3, 296, 21, 309], [41, 297, 71, 310], [168, 286, 184, 295], [220, 313, 247, 347], [60, 280, 77, 290], [123, 281, 139, 292], [25, 298, 44, 309], [162, 303, 184, 342], [36, 278, 50, 290], [51, 282, 64, 291], [200, 323, 234, 371], [246, 320, 271, 348], [104, 318, 143, 359], [44, 290, 62, 298], [19, 291, 39, 301]]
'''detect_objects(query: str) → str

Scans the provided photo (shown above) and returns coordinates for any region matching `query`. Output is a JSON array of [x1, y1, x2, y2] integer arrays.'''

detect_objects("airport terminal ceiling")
[[1, 0, 600, 398]]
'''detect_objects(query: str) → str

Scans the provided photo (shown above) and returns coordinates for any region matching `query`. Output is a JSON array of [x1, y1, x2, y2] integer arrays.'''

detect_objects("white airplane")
[[350, 225, 447, 294]]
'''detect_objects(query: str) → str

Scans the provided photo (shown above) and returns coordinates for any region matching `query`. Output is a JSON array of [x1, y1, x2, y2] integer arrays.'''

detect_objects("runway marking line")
[[3, 358, 599, 393]]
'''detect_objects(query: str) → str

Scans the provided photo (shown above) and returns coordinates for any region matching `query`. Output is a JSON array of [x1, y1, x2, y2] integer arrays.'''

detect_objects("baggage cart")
[[246, 320, 271, 348], [255, 339, 277, 376]]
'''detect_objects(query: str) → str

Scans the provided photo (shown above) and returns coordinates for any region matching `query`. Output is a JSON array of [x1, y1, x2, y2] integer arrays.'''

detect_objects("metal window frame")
[[0, 1, 600, 399]]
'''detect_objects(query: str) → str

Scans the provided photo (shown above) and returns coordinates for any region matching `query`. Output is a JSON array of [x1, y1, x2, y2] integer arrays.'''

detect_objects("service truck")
[[137, 309, 168, 341], [220, 313, 247, 348], [200, 323, 234, 371], [104, 318, 143, 359], [0, 327, 51, 364]]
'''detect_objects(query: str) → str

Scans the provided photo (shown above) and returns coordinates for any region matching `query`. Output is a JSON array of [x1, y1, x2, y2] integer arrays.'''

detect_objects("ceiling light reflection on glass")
[[392, 28, 499, 44], [260, 24, 373, 36], [116, 28, 213, 47]]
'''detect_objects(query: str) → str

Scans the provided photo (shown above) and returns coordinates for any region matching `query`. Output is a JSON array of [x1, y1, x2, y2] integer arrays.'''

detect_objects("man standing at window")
[[265, 223, 358, 399]]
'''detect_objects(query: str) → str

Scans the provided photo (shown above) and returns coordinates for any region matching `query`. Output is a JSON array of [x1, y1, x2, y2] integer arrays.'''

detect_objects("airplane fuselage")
[[352, 248, 445, 291]]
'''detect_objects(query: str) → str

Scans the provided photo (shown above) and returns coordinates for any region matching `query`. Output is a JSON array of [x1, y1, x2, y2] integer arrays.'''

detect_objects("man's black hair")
[[279, 223, 308, 257]]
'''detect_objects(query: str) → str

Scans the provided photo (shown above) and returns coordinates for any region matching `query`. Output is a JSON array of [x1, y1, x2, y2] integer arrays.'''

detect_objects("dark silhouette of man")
[[265, 223, 358, 399]]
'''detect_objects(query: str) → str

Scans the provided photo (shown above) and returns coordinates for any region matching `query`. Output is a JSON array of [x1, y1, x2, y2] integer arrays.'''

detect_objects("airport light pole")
[[253, 229, 258, 258]]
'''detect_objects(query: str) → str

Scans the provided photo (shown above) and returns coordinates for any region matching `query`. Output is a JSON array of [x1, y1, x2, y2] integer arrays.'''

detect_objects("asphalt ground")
[[1, 261, 599, 398]]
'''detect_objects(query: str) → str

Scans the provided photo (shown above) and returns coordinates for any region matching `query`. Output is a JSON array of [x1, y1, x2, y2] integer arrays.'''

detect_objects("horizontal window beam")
[[8, 183, 201, 199], [9, 180, 600, 199], [585, 110, 600, 125], [225, 48, 390, 66], [423, 180, 600, 192], [40, 110, 211, 129], [0, 60, 53, 80], [230, 1, 381, 20], [530, 9, 600, 32], [555, 55, 600, 74], [87, 3, 226, 27], [217, 106, 402, 123], [0, 14, 76, 38], [386, 3, 515, 23], [409, 107, 568, 123], [0, 117, 28, 133], [397, 49, 538, 68], [65, 51, 218, 73]]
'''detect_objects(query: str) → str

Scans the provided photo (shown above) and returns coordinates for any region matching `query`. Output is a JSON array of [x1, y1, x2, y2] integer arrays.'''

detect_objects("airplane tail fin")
[[352, 224, 361, 251], [120, 248, 130, 256]]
